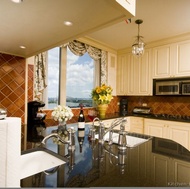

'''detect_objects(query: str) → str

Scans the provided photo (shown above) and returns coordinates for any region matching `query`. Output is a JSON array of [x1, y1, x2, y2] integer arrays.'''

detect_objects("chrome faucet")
[[88, 117, 100, 141], [118, 119, 127, 150], [93, 117, 100, 124], [90, 117, 127, 148], [92, 117, 105, 143], [103, 118, 127, 144], [89, 117, 105, 142], [41, 127, 75, 150], [98, 121, 105, 143]]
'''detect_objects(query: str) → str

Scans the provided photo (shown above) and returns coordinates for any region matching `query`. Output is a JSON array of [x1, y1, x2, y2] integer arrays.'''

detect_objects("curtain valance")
[[33, 40, 107, 101], [68, 40, 102, 61], [68, 40, 107, 84]]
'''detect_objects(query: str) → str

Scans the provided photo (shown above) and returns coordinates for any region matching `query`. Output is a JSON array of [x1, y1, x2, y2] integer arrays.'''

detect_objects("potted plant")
[[91, 84, 113, 118]]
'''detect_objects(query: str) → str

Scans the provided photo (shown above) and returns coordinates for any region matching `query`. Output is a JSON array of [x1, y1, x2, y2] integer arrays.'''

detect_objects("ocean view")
[[48, 101, 92, 109]]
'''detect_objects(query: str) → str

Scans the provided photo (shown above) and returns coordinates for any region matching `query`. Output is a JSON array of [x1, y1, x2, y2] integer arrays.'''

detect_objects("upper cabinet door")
[[117, 49, 152, 96], [175, 40, 190, 76], [153, 40, 190, 78], [116, 54, 128, 95], [136, 49, 152, 95], [152, 45, 172, 78], [127, 49, 152, 96], [107, 52, 117, 96]]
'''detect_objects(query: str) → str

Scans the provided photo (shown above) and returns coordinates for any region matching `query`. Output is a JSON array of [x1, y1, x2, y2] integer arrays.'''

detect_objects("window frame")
[[43, 45, 100, 109]]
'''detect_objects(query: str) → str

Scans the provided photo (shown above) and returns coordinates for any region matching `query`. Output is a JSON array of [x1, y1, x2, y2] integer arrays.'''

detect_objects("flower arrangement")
[[91, 84, 113, 105], [51, 129, 68, 145], [51, 105, 74, 122]]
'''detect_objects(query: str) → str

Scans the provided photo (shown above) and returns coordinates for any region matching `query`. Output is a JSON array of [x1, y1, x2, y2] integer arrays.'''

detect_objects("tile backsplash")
[[123, 96, 190, 116], [0, 53, 26, 123], [1, 51, 190, 124]]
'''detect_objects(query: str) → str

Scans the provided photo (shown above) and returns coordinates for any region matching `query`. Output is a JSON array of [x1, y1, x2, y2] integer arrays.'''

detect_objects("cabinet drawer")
[[130, 117, 144, 125]]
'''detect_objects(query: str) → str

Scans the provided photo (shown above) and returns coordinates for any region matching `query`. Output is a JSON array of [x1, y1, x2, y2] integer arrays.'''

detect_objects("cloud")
[[47, 48, 60, 98], [67, 51, 79, 66], [48, 47, 94, 98]]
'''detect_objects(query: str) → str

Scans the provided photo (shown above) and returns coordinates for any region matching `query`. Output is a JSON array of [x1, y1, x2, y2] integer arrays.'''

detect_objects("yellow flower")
[[99, 94, 106, 102], [106, 87, 112, 93], [106, 94, 113, 101], [91, 84, 113, 105], [96, 87, 101, 94], [101, 84, 106, 91]]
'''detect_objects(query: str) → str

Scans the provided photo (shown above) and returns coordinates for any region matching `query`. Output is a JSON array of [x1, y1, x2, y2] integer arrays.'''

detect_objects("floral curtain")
[[34, 52, 47, 100], [68, 40, 107, 84], [33, 40, 107, 101], [100, 50, 107, 85]]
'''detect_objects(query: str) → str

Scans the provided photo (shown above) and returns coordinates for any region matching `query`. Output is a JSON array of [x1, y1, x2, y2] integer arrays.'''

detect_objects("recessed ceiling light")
[[20, 45, 26, 49], [64, 21, 73, 26], [11, 0, 23, 3]]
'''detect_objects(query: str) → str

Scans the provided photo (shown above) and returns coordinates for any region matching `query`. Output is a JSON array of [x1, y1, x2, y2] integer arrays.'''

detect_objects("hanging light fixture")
[[132, 19, 145, 57]]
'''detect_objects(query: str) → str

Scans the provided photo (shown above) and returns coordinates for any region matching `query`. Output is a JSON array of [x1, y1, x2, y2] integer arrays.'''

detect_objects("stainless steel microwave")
[[181, 82, 190, 95], [153, 78, 190, 95]]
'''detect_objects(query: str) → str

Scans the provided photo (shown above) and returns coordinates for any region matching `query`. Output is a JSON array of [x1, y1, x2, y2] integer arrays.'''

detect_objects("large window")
[[46, 46, 96, 109], [66, 47, 94, 108], [47, 47, 60, 109]]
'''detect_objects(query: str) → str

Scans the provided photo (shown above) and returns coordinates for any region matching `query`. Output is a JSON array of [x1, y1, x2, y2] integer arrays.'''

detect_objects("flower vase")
[[57, 120, 67, 134], [97, 104, 108, 119], [51, 120, 68, 145]]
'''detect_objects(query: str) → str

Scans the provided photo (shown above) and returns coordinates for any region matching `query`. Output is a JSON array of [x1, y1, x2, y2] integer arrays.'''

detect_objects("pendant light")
[[132, 19, 145, 57]]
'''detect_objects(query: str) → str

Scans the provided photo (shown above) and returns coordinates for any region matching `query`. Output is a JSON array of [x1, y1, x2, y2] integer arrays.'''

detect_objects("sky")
[[48, 47, 94, 99]]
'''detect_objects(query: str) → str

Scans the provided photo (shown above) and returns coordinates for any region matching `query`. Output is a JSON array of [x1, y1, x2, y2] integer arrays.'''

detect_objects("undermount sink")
[[103, 132, 151, 148], [20, 148, 67, 179]]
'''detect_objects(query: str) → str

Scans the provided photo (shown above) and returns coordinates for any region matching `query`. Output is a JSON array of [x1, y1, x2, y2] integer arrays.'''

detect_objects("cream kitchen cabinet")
[[116, 54, 128, 95], [127, 50, 152, 96], [173, 40, 190, 77], [152, 44, 173, 78], [150, 153, 173, 187], [107, 52, 117, 96], [172, 158, 190, 185], [167, 121, 190, 150], [144, 118, 190, 150], [144, 119, 167, 138], [151, 153, 190, 187], [153, 40, 190, 78], [117, 49, 152, 96], [128, 116, 144, 134]]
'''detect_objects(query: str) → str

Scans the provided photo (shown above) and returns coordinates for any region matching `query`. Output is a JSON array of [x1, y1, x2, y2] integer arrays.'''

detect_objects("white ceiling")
[[1, 0, 190, 58], [0, 0, 133, 58], [87, 0, 190, 51]]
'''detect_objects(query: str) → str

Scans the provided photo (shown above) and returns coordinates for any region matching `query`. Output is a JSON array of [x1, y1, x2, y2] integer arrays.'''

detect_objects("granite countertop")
[[21, 123, 190, 188], [90, 113, 190, 123], [43, 112, 190, 129]]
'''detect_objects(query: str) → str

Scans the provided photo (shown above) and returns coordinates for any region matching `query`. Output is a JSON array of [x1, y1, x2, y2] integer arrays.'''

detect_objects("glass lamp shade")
[[132, 41, 145, 57]]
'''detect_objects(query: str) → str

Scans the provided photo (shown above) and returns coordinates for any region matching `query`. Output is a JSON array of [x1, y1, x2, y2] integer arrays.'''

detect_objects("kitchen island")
[[21, 123, 190, 187]]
